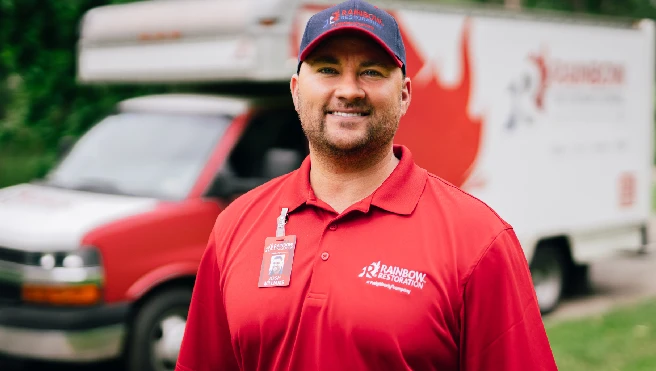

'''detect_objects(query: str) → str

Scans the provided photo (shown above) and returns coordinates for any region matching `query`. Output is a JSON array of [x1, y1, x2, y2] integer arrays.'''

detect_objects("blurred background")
[[3, 0, 656, 189], [1, 0, 656, 370]]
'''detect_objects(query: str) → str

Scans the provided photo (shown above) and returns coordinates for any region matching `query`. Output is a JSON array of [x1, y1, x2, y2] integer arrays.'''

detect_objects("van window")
[[44, 112, 230, 200], [208, 106, 308, 198]]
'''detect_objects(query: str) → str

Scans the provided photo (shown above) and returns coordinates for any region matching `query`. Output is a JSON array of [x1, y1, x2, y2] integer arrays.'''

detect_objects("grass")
[[546, 298, 656, 371]]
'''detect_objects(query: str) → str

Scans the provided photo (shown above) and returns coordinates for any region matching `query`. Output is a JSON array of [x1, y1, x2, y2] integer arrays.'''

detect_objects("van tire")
[[529, 243, 568, 315], [564, 263, 591, 297], [125, 287, 192, 371]]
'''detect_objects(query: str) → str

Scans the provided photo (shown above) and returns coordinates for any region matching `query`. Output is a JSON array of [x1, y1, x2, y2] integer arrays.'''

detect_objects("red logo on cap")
[[330, 11, 340, 24]]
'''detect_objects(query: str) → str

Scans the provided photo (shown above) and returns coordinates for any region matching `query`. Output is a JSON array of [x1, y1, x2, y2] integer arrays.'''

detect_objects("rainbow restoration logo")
[[358, 261, 427, 295]]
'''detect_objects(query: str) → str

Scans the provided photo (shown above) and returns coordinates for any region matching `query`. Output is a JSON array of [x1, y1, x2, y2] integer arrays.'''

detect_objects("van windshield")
[[43, 112, 230, 200]]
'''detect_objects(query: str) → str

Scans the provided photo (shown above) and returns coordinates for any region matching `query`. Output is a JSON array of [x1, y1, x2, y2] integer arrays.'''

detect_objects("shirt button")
[[329, 223, 337, 231], [321, 252, 330, 261]]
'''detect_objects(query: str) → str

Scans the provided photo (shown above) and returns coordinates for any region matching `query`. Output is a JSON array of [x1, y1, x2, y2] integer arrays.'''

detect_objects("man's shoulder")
[[423, 172, 510, 229], [421, 172, 520, 279], [427, 172, 509, 222]]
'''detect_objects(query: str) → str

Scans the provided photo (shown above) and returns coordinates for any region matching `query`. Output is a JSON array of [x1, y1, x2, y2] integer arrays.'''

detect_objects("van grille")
[[0, 246, 25, 304], [0, 281, 21, 305], [0, 246, 29, 264], [0, 246, 42, 265]]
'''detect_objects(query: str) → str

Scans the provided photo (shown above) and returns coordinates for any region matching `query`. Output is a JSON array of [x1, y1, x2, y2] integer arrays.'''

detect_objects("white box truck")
[[0, 0, 653, 369]]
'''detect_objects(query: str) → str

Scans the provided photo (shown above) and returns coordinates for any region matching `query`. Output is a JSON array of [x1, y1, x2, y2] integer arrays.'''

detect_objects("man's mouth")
[[327, 111, 370, 117]]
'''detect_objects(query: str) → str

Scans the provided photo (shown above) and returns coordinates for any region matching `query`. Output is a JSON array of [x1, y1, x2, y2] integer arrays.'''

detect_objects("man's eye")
[[318, 67, 338, 74], [362, 70, 383, 77]]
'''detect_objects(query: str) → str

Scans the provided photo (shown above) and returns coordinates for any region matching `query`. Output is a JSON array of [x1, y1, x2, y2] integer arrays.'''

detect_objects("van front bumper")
[[0, 303, 129, 362]]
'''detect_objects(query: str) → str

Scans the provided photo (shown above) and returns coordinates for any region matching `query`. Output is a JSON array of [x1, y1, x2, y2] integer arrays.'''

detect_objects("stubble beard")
[[297, 93, 402, 167]]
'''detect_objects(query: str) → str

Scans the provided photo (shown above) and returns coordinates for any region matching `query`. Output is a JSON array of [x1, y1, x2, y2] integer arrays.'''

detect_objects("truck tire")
[[564, 263, 591, 297], [529, 244, 568, 315], [126, 287, 192, 371]]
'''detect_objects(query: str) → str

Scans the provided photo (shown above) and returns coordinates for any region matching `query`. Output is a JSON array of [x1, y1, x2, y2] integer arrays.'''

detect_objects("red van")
[[0, 94, 309, 370]]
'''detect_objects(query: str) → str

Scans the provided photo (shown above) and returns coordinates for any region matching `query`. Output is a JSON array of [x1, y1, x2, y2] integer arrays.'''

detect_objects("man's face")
[[271, 258, 283, 274], [291, 33, 411, 158]]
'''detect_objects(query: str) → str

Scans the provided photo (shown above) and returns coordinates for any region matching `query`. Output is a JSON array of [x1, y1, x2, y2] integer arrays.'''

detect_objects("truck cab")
[[0, 93, 307, 370], [0, 0, 314, 367]]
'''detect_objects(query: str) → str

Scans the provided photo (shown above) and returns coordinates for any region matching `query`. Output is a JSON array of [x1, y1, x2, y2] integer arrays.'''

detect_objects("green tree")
[[0, 0, 177, 185], [0, 0, 173, 151]]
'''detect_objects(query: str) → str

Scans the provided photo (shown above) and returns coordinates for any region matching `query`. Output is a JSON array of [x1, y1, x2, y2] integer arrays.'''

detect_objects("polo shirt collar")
[[281, 145, 427, 216]]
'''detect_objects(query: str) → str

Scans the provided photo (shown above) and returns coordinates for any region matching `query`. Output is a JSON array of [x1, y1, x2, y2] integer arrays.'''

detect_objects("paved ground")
[[3, 219, 656, 370], [542, 215, 656, 324], [544, 248, 656, 325]]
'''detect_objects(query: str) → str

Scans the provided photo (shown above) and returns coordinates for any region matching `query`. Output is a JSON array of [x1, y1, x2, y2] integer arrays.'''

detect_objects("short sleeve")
[[459, 228, 558, 371], [176, 230, 240, 371]]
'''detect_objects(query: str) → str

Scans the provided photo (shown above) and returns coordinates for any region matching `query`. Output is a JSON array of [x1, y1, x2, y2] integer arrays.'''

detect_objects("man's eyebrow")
[[361, 60, 393, 69]]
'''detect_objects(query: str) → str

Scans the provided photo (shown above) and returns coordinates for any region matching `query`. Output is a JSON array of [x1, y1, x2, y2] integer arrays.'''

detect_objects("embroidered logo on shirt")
[[358, 261, 427, 295]]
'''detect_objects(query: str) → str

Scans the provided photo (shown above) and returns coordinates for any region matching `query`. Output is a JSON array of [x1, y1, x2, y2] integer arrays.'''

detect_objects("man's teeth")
[[331, 111, 364, 117]]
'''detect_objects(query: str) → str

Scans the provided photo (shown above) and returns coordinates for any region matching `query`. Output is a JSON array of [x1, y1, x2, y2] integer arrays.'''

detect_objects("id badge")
[[258, 235, 296, 287]]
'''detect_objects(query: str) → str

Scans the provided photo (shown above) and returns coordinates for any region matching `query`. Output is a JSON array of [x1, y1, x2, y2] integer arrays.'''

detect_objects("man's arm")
[[175, 231, 239, 371], [459, 227, 558, 371]]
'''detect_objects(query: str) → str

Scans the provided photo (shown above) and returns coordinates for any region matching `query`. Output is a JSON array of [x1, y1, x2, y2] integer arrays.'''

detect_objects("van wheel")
[[126, 287, 191, 371], [529, 244, 568, 315]]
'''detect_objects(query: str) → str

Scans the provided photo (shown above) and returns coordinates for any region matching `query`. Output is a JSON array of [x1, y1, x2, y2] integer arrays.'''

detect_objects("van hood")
[[0, 183, 159, 252]]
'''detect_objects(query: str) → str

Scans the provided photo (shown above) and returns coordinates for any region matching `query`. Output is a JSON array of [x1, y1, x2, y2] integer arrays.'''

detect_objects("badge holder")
[[258, 208, 297, 288]]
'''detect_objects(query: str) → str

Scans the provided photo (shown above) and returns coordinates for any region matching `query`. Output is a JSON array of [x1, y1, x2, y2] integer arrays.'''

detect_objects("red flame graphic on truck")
[[394, 18, 482, 188]]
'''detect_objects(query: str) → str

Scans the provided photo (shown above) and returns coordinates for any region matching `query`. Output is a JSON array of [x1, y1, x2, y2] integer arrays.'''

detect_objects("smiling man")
[[175, 1, 558, 370]]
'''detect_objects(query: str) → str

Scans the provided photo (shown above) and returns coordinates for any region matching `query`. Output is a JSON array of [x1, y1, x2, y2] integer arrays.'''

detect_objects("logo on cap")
[[329, 11, 339, 25], [323, 8, 384, 30]]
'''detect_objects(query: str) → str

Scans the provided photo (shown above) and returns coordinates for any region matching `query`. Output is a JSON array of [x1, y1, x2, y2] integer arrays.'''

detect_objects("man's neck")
[[309, 145, 400, 214]]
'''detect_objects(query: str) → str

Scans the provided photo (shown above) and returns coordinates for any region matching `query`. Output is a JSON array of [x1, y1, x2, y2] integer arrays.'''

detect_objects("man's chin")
[[323, 141, 370, 156], [320, 134, 370, 152]]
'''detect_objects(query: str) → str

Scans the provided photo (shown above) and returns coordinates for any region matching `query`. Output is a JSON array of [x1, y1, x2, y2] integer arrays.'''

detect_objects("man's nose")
[[335, 72, 365, 101]]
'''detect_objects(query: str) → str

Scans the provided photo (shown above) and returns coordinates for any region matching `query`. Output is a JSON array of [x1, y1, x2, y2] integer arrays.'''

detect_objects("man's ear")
[[400, 76, 412, 116], [290, 73, 300, 112]]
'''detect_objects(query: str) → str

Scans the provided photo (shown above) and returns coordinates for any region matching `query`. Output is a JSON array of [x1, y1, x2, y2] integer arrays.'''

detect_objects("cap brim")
[[299, 26, 403, 69]]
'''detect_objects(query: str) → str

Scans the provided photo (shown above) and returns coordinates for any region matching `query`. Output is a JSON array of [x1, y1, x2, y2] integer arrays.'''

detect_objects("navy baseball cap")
[[297, 0, 406, 74]]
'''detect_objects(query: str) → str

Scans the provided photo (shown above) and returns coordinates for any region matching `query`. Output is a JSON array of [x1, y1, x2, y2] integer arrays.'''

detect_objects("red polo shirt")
[[176, 145, 557, 371]]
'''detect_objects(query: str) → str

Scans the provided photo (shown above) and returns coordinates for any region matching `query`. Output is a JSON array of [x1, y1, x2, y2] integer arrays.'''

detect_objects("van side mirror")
[[207, 175, 264, 199], [262, 148, 303, 178], [207, 148, 303, 199]]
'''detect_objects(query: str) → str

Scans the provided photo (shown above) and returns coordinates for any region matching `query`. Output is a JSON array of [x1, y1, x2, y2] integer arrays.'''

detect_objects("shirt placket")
[[305, 216, 341, 299]]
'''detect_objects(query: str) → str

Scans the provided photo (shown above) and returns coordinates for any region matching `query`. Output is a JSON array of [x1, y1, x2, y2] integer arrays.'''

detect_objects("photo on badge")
[[258, 235, 296, 288], [269, 254, 285, 276]]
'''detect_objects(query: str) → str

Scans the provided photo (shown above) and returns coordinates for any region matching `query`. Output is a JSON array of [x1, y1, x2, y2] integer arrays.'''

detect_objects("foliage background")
[[0, 0, 180, 187], [0, 0, 655, 187]]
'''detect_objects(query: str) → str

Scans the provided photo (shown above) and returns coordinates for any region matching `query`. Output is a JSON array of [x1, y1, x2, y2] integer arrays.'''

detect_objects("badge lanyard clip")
[[276, 207, 289, 240]]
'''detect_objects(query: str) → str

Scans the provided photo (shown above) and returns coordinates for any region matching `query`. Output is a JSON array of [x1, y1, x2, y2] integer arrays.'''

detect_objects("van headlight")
[[21, 246, 104, 306]]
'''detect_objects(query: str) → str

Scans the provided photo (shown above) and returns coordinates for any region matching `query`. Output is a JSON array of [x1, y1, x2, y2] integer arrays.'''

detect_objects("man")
[[268, 254, 285, 276], [176, 0, 558, 370]]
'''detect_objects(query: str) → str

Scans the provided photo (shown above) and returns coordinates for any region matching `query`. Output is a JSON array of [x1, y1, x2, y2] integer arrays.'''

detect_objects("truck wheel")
[[126, 287, 192, 371], [564, 263, 591, 297], [529, 244, 568, 315]]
